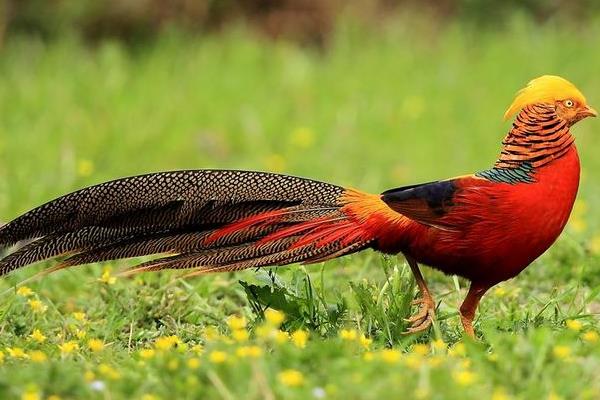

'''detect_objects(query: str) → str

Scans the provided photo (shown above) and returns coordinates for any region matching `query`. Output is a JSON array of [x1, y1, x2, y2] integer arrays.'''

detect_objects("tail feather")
[[0, 170, 380, 279], [183, 241, 368, 278], [47, 208, 343, 270], [120, 237, 301, 275], [0, 226, 162, 275], [0, 170, 343, 250]]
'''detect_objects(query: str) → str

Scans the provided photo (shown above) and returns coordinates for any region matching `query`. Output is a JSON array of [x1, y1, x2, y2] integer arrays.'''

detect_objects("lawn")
[[0, 16, 599, 400]]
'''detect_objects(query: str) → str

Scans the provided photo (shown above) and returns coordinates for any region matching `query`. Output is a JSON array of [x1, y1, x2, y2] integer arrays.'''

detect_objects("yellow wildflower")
[[16, 286, 34, 297], [72, 312, 87, 322], [29, 329, 47, 343], [231, 329, 249, 342], [263, 154, 286, 173], [98, 363, 121, 380], [77, 159, 95, 177], [141, 395, 159, 400], [99, 268, 116, 285], [291, 330, 309, 348], [6, 347, 28, 359], [227, 315, 247, 330], [548, 392, 563, 400], [582, 331, 599, 343], [167, 359, 179, 371], [339, 329, 358, 341], [58, 341, 79, 355], [47, 396, 62, 400], [264, 309, 285, 326], [568, 201, 586, 231], [359, 334, 372, 349], [380, 349, 402, 364], [236, 345, 263, 358], [492, 388, 512, 400], [453, 370, 477, 386], [568, 214, 586, 233], [411, 344, 429, 355], [209, 351, 228, 364], [75, 329, 87, 340], [139, 349, 156, 359], [274, 330, 289, 344], [0, 351, 4, 364], [88, 339, 105, 352], [255, 324, 273, 339], [203, 326, 220, 342], [176, 342, 188, 353], [278, 369, 304, 387], [363, 352, 374, 361], [191, 344, 204, 355], [290, 127, 315, 149], [565, 319, 582, 331], [589, 234, 600, 254], [29, 350, 47, 363], [552, 345, 571, 360], [83, 370, 95, 383], [493, 287, 507, 297], [27, 299, 47, 313], [404, 353, 424, 370], [187, 357, 201, 369], [21, 389, 40, 400], [448, 342, 466, 357], [154, 335, 180, 351], [432, 339, 446, 351]]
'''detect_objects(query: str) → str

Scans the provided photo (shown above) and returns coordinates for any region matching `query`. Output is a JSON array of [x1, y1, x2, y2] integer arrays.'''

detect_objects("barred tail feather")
[[0, 170, 375, 278]]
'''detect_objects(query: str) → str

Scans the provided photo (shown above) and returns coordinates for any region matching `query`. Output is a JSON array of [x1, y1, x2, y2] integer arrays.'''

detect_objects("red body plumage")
[[383, 146, 580, 284]]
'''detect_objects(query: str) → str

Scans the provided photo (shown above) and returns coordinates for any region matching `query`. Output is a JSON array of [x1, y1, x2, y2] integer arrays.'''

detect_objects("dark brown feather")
[[0, 170, 351, 277]]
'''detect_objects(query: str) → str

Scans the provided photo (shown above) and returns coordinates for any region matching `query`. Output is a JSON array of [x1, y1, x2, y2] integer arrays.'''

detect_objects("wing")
[[381, 179, 459, 227], [381, 180, 457, 227], [380, 175, 495, 231]]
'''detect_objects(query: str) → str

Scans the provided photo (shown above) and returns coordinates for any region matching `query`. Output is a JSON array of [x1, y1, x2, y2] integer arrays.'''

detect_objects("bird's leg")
[[459, 282, 490, 338], [403, 255, 436, 334]]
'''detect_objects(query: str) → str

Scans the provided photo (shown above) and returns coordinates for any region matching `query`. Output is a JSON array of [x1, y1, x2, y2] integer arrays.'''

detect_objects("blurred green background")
[[0, 2, 600, 399], [1, 0, 600, 222]]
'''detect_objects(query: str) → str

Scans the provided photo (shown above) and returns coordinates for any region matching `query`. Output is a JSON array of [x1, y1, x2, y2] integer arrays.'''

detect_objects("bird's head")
[[504, 75, 597, 126]]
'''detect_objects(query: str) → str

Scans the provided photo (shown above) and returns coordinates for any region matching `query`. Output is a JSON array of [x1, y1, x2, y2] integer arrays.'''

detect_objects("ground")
[[0, 18, 599, 400]]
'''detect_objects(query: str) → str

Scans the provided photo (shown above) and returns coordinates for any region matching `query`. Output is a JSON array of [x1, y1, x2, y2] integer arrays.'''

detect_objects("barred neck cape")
[[477, 103, 574, 184], [496, 104, 574, 169]]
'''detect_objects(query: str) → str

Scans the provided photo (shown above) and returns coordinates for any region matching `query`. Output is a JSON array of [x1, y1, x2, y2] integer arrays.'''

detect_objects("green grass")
[[1, 16, 600, 400]]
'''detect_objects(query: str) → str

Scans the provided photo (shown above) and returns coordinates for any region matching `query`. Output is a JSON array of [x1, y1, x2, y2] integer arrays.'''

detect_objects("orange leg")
[[404, 256, 436, 334], [459, 282, 491, 338]]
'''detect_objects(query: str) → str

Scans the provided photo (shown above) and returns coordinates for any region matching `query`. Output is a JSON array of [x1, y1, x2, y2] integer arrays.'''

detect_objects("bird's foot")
[[403, 295, 436, 334]]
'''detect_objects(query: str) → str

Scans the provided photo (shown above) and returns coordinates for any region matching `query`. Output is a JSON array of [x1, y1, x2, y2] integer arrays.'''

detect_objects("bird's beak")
[[578, 105, 598, 119]]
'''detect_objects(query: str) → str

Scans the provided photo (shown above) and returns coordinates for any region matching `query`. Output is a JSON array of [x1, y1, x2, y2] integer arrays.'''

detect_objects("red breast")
[[405, 145, 580, 284]]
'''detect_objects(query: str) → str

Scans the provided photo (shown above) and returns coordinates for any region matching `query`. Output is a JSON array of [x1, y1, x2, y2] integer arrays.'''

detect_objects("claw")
[[404, 313, 433, 333], [402, 295, 436, 335], [404, 307, 428, 323]]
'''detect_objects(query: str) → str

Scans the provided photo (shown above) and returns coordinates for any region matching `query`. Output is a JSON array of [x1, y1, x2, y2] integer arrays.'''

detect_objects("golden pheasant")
[[0, 75, 595, 337]]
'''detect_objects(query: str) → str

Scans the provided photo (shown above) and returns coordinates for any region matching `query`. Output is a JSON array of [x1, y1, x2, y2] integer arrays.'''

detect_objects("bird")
[[0, 75, 595, 337]]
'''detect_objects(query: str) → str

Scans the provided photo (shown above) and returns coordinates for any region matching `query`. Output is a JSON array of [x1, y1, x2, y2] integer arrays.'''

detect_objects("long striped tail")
[[0, 170, 375, 277]]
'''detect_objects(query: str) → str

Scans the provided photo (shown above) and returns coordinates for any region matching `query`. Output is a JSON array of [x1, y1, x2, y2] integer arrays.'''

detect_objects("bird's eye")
[[564, 100, 574, 108]]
